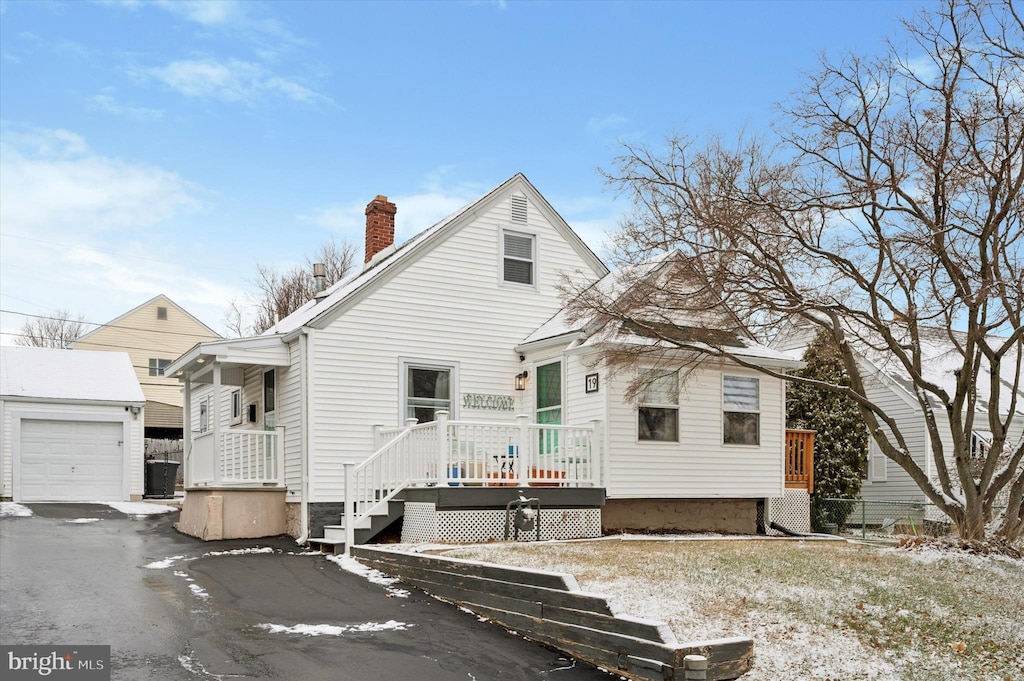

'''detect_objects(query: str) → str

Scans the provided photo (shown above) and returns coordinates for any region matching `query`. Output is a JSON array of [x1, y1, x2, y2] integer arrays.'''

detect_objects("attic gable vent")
[[510, 195, 528, 224], [157, 306, 168, 320]]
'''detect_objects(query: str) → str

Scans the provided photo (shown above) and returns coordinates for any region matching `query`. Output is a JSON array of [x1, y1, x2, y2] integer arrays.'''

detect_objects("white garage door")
[[19, 419, 125, 501]]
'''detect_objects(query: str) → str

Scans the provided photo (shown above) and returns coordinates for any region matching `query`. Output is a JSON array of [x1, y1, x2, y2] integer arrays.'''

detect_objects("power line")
[[0, 330, 208, 355], [0, 309, 229, 341]]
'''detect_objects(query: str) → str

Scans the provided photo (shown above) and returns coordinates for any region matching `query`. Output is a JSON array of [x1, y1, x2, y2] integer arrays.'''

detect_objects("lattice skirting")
[[767, 489, 810, 535], [401, 502, 602, 543]]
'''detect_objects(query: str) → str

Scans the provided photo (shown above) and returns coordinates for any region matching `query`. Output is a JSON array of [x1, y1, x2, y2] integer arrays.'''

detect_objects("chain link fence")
[[815, 498, 957, 539]]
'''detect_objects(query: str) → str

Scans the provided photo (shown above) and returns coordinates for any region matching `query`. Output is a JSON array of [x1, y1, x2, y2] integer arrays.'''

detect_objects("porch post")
[[183, 378, 192, 487], [213, 363, 222, 485], [516, 414, 530, 487], [590, 419, 602, 487], [435, 410, 449, 486]]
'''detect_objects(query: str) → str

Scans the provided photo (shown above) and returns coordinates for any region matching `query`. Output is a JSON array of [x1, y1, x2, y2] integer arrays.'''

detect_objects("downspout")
[[298, 327, 316, 542]]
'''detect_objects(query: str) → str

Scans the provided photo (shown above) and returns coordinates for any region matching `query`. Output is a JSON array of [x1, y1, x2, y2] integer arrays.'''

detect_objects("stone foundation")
[[602, 498, 757, 534]]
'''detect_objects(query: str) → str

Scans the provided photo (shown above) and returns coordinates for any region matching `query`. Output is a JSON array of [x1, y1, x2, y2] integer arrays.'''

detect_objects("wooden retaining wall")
[[351, 546, 753, 681]]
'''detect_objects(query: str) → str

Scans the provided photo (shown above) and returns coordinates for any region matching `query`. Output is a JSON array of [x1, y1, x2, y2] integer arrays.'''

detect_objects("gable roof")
[[520, 251, 800, 368], [74, 294, 221, 344], [270, 173, 609, 335], [771, 317, 1024, 417], [0, 346, 145, 403]]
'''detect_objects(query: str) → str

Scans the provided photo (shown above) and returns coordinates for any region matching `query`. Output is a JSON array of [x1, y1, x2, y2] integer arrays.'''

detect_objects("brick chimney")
[[364, 195, 397, 263]]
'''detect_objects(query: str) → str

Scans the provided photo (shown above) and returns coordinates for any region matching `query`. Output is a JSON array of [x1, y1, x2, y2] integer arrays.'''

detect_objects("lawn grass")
[[446, 538, 1024, 681]]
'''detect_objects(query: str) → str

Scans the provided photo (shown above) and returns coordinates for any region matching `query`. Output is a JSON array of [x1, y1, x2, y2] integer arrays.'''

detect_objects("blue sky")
[[0, 0, 917, 340]]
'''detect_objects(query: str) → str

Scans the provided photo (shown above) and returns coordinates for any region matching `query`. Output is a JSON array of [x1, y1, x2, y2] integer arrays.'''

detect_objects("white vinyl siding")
[[307, 192, 603, 501], [603, 359, 785, 499]]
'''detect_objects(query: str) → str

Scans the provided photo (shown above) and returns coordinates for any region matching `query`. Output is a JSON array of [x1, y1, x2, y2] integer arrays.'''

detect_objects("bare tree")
[[575, 0, 1024, 543], [230, 237, 359, 336], [15, 309, 89, 349]]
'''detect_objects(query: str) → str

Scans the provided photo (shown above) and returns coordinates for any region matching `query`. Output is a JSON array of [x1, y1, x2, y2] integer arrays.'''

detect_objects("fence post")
[[435, 411, 449, 486], [517, 414, 530, 487], [683, 654, 707, 680], [861, 498, 867, 539], [343, 461, 355, 556]]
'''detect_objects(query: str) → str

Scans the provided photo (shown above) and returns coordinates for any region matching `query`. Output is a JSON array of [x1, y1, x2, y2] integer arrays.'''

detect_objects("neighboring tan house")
[[0, 346, 145, 502], [74, 295, 221, 439], [165, 174, 808, 547]]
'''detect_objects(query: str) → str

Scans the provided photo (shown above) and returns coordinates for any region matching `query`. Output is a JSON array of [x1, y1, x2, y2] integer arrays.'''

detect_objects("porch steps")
[[308, 498, 405, 554]]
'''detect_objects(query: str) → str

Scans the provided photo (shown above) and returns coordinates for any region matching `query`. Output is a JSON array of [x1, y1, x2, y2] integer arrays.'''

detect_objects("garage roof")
[[0, 346, 145, 403]]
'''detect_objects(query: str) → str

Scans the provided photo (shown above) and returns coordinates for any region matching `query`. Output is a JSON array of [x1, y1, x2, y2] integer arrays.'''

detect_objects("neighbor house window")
[[199, 397, 210, 433], [149, 358, 171, 376], [723, 375, 759, 445], [638, 369, 679, 442], [502, 230, 535, 286], [230, 389, 243, 425]]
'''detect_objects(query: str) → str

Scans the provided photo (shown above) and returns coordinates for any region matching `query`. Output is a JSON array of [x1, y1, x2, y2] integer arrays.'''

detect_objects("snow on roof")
[[0, 346, 145, 403]]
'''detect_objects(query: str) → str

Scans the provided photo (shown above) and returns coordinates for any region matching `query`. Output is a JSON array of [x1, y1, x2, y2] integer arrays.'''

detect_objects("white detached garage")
[[1, 346, 145, 502]]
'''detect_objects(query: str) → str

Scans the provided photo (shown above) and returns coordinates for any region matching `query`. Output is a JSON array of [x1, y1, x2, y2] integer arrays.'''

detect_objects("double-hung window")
[[406, 365, 452, 423], [723, 375, 759, 445], [638, 369, 679, 442], [502, 230, 535, 286], [149, 358, 171, 376]]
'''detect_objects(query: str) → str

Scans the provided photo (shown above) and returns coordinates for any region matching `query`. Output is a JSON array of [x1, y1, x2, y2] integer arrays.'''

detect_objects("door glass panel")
[[536, 361, 562, 455]]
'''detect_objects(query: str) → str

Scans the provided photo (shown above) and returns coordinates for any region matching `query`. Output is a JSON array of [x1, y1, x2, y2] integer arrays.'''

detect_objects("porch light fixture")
[[514, 370, 528, 391]]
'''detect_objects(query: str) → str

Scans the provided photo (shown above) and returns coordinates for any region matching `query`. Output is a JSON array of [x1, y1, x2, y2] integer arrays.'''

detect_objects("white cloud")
[[146, 58, 327, 105], [88, 93, 163, 120], [0, 127, 237, 341], [154, 0, 242, 26], [0, 127, 198, 234], [300, 176, 484, 248], [587, 113, 629, 134]]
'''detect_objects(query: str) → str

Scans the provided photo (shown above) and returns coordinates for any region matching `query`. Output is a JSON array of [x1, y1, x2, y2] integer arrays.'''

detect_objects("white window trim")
[[722, 373, 760, 447], [637, 368, 680, 444], [230, 388, 243, 425], [868, 439, 888, 482], [199, 396, 210, 433], [398, 357, 460, 424], [499, 228, 538, 290]]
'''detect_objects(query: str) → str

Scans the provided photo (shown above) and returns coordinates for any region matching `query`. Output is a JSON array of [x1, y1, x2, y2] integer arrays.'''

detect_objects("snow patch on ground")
[[203, 546, 276, 557], [188, 583, 210, 600], [105, 501, 178, 515], [0, 502, 33, 517], [326, 554, 410, 598], [66, 518, 101, 524], [144, 555, 185, 569], [258, 620, 411, 636]]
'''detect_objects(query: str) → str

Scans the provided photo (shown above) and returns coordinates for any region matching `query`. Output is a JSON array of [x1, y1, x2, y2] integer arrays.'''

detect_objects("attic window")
[[157, 306, 168, 320], [502, 231, 535, 286], [510, 195, 528, 224]]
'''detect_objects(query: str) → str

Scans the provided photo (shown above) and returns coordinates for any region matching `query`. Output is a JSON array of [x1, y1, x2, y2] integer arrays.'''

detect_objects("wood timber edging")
[[350, 546, 753, 681]]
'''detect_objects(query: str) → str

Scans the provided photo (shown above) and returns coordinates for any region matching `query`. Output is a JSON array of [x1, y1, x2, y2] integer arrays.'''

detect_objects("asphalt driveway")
[[1, 504, 612, 680]]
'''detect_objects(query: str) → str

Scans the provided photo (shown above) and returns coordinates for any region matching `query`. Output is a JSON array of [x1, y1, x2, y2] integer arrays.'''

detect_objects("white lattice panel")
[[768, 489, 810, 535], [400, 504, 601, 544], [401, 502, 439, 543]]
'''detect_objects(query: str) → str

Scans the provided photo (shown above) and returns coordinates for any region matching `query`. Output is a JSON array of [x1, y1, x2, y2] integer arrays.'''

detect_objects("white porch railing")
[[188, 428, 283, 486], [345, 412, 601, 552]]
